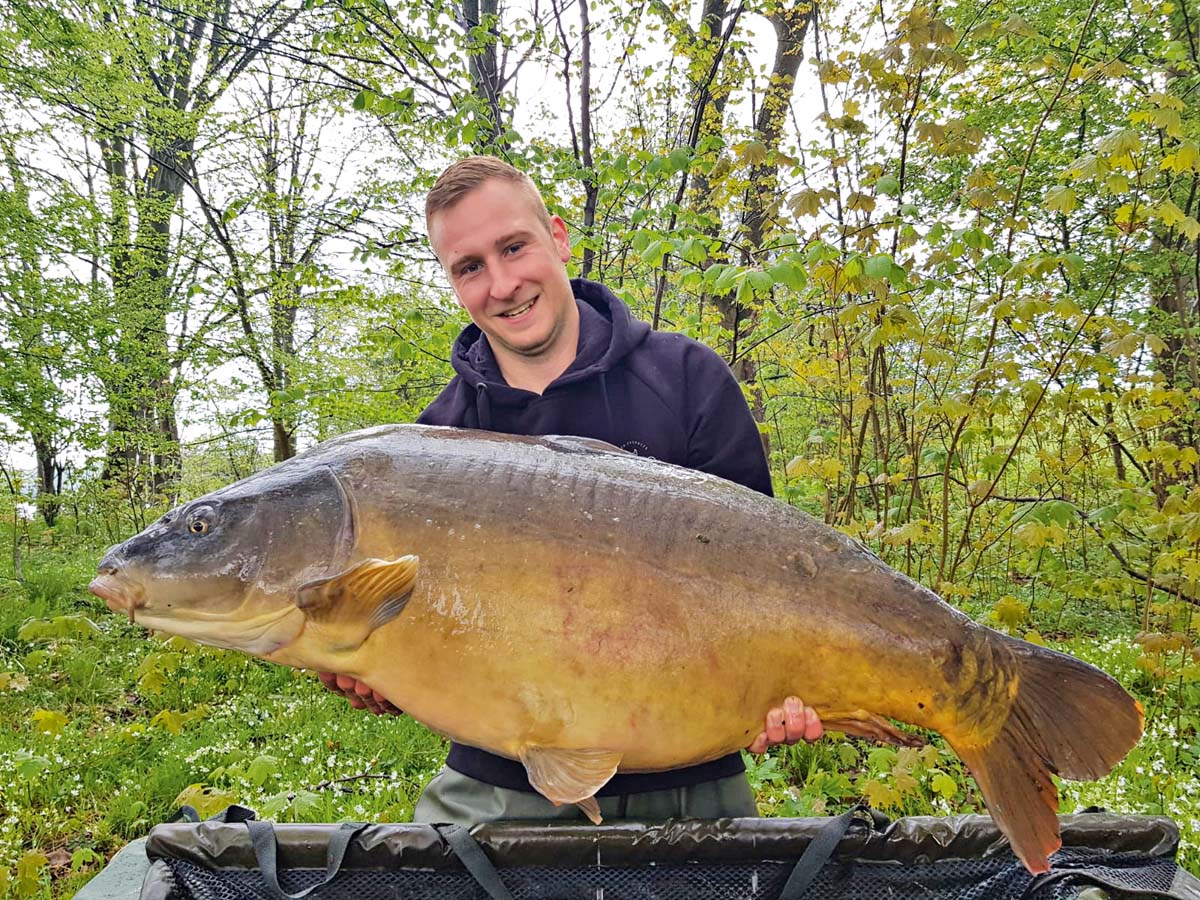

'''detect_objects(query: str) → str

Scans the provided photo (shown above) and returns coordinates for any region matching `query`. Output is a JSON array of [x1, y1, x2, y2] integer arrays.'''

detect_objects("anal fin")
[[519, 746, 621, 819], [820, 709, 925, 747], [576, 797, 602, 824]]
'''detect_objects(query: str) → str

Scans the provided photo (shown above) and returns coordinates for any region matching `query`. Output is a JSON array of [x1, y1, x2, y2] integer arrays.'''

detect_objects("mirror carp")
[[89, 424, 1143, 874]]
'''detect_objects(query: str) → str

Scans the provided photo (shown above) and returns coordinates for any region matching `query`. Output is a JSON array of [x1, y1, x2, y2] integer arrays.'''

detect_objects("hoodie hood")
[[448, 279, 650, 406]]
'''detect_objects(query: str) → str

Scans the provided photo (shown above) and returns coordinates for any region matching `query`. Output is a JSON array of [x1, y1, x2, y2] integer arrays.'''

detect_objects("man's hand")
[[316, 671, 403, 716], [747, 696, 822, 754]]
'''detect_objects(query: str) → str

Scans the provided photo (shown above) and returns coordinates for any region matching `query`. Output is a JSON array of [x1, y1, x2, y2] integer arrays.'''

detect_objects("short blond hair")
[[425, 156, 553, 234]]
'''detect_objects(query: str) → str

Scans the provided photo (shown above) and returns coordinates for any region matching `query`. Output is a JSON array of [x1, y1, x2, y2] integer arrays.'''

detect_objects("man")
[[322, 156, 822, 823]]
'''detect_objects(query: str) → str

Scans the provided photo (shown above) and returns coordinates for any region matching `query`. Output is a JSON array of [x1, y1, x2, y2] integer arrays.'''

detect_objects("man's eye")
[[460, 262, 481, 275], [505, 243, 524, 255]]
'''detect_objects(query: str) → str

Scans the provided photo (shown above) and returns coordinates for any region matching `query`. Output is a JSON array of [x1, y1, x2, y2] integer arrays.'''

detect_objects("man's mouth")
[[499, 296, 537, 318]]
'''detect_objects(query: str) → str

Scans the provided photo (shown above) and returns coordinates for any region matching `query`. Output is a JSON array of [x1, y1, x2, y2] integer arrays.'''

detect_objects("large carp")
[[90, 425, 1142, 873]]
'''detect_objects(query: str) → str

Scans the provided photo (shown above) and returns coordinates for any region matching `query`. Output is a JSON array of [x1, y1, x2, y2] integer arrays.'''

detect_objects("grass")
[[0, 527, 1196, 898]]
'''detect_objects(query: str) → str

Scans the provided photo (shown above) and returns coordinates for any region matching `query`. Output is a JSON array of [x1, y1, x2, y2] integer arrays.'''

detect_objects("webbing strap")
[[777, 806, 868, 900], [436, 824, 516, 900], [169, 804, 257, 824], [245, 820, 366, 900]]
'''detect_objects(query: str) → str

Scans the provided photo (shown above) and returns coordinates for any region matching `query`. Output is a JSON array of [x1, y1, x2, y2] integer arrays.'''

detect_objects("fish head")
[[89, 463, 356, 655]]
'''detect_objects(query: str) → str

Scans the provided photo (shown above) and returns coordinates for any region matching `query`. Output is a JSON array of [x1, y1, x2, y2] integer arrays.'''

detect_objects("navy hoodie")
[[418, 278, 772, 795]]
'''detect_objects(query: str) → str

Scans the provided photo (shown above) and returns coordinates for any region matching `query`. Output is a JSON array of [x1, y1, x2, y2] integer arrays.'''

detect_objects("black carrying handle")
[[435, 824, 516, 900], [778, 805, 886, 900], [170, 804, 258, 824], [245, 820, 367, 900]]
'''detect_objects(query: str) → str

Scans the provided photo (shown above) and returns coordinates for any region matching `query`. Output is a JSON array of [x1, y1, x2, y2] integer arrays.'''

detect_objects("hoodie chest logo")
[[620, 440, 652, 457]]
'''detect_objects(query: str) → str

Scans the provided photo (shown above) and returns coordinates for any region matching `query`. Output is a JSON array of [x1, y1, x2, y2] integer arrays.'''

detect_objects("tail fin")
[[952, 639, 1143, 874]]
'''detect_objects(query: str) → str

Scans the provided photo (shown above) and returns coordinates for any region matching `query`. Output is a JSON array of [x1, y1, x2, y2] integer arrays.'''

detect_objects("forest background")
[[1, 0, 1199, 894]]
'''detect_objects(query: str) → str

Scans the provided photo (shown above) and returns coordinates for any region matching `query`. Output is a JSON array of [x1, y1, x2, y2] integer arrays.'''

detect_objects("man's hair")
[[425, 156, 553, 234]]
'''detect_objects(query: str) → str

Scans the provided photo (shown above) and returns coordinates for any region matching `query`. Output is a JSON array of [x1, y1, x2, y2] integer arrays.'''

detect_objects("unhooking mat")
[[83, 806, 1200, 900]]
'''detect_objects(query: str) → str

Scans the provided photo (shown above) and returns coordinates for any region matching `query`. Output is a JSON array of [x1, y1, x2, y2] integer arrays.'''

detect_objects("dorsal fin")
[[540, 435, 628, 455]]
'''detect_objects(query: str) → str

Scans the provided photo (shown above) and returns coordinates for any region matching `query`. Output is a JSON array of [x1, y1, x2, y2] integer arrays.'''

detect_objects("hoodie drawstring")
[[599, 373, 615, 440], [475, 383, 493, 430]]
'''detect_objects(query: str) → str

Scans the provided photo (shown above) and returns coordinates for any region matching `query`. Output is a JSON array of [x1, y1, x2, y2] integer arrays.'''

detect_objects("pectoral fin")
[[296, 555, 419, 650], [519, 746, 622, 821]]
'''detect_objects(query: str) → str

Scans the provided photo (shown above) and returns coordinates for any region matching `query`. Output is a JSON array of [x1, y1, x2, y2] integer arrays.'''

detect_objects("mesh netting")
[[163, 847, 1182, 900]]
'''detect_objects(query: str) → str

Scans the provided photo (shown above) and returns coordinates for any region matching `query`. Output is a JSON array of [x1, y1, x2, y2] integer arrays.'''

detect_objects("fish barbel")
[[89, 425, 1142, 873]]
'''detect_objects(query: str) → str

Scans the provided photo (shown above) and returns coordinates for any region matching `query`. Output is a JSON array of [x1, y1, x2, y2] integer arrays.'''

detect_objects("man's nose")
[[488, 259, 521, 301]]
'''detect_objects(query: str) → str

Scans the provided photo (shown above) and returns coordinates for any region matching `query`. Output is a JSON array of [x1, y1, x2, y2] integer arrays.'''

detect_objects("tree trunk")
[[1149, 3, 1200, 471], [32, 435, 62, 527], [712, 2, 813, 416], [461, 0, 505, 149]]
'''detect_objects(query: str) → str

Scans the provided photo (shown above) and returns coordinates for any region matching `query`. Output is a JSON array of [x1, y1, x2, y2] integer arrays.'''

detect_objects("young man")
[[322, 156, 822, 823]]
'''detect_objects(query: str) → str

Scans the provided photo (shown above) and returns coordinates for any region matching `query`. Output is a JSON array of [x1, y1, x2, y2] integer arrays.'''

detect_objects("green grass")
[[0, 528, 1196, 898]]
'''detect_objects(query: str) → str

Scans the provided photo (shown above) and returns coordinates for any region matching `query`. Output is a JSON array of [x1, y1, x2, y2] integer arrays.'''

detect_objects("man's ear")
[[550, 215, 571, 262]]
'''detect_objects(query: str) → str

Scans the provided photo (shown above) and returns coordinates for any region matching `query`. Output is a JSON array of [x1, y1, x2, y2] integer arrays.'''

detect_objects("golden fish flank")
[[90, 424, 1144, 875]]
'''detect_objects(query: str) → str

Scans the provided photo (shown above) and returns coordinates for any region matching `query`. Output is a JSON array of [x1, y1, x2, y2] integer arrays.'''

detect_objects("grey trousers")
[[412, 766, 758, 825]]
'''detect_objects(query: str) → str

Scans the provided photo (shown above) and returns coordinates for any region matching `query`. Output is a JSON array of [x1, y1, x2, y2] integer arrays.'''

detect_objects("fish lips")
[[88, 574, 145, 619]]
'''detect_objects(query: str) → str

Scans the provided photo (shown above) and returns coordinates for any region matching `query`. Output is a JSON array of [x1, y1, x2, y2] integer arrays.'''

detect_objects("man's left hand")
[[747, 696, 822, 754]]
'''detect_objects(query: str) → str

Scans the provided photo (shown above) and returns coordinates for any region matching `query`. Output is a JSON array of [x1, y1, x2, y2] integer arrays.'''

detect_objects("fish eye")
[[185, 505, 217, 536]]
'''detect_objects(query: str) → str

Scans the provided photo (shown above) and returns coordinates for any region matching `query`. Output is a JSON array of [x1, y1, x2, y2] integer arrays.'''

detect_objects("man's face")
[[429, 178, 575, 361]]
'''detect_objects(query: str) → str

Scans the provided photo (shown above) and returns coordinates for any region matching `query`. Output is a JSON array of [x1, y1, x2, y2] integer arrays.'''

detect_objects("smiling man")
[[322, 156, 822, 824]]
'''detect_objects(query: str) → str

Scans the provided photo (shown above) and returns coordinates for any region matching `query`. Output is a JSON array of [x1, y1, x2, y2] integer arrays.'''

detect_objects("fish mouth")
[[88, 574, 146, 622]]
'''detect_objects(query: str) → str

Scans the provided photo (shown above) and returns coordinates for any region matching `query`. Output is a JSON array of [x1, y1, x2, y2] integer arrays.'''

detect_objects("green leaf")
[[992, 596, 1027, 630], [71, 849, 104, 871], [14, 752, 52, 780], [790, 190, 821, 217], [259, 792, 292, 818], [351, 90, 375, 111], [174, 784, 238, 820], [863, 254, 894, 279], [747, 270, 774, 294], [1043, 185, 1076, 214], [1036, 499, 1077, 527], [641, 239, 669, 266], [290, 789, 323, 816], [931, 772, 957, 799], [713, 266, 739, 293], [31, 708, 69, 735], [867, 746, 898, 771], [738, 141, 768, 165], [861, 778, 901, 810], [1098, 128, 1141, 158], [16, 856, 46, 893], [767, 261, 807, 292], [1087, 503, 1124, 523], [17, 614, 103, 641], [247, 754, 282, 786], [875, 174, 902, 196], [1156, 199, 1188, 229], [151, 709, 185, 735]]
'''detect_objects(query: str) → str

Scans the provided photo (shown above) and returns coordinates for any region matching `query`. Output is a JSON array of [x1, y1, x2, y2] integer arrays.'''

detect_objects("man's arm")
[[679, 341, 773, 495]]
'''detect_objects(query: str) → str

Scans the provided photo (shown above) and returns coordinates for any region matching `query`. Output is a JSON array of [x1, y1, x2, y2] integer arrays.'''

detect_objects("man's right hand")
[[317, 671, 403, 716]]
